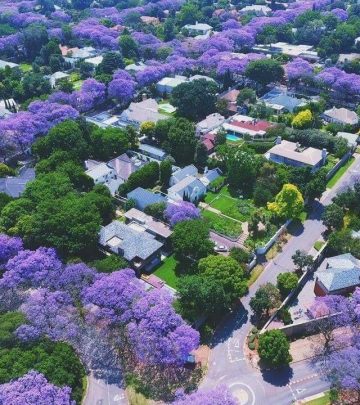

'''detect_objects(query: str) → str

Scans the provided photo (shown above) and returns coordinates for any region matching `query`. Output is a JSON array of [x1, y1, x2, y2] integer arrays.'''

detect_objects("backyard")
[[202, 209, 243, 239], [153, 255, 179, 289]]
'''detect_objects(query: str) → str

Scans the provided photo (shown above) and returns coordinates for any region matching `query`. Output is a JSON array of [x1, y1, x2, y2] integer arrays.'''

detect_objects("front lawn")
[[304, 392, 330, 405], [202, 209, 242, 238], [327, 156, 355, 188], [153, 255, 179, 289], [205, 186, 256, 222]]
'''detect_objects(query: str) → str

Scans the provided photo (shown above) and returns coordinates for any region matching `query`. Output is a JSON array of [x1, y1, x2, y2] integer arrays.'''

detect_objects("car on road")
[[214, 244, 228, 252]]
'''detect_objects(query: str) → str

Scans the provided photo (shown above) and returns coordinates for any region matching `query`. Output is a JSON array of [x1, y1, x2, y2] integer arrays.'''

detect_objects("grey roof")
[[0, 59, 19, 69], [105, 178, 124, 196], [264, 94, 306, 112], [124, 208, 172, 239], [171, 165, 198, 183], [336, 132, 359, 148], [0, 168, 35, 198], [85, 162, 114, 180], [168, 176, 206, 195], [202, 168, 222, 184], [138, 144, 167, 159], [108, 153, 144, 181], [317, 254, 360, 292], [127, 187, 167, 211], [99, 221, 163, 261]]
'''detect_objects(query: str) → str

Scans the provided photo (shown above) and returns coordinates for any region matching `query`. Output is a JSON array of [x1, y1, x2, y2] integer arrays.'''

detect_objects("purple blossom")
[[16, 288, 80, 342], [285, 58, 314, 81], [127, 289, 199, 365], [82, 269, 143, 327], [0, 33, 23, 53], [10, 12, 46, 28], [222, 19, 241, 30], [315, 67, 344, 87], [0, 370, 75, 405], [173, 385, 238, 405], [316, 68, 360, 96], [165, 202, 200, 227], [1, 247, 62, 289], [331, 8, 348, 22], [48, 28, 63, 41], [113, 69, 134, 82], [73, 18, 119, 49], [70, 79, 106, 112], [135, 64, 174, 87], [50, 10, 71, 23], [0, 234, 23, 267], [48, 91, 73, 105], [108, 79, 136, 105]]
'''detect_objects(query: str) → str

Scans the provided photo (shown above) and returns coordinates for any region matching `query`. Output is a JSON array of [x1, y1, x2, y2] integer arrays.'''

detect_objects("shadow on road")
[[210, 304, 249, 348], [261, 365, 294, 387]]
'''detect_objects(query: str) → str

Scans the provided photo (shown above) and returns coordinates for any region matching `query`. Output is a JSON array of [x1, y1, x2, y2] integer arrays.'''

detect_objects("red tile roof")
[[230, 120, 272, 132]]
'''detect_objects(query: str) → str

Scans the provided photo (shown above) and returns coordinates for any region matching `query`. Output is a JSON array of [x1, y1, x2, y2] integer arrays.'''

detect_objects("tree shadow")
[[260, 364, 294, 387], [210, 304, 249, 348], [287, 220, 304, 236]]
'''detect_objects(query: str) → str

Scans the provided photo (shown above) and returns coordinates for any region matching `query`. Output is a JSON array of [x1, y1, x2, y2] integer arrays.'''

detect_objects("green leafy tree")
[[22, 73, 51, 100], [322, 203, 344, 230], [267, 184, 304, 220], [171, 79, 218, 121], [198, 255, 248, 302], [159, 160, 172, 188], [0, 312, 25, 348], [144, 202, 166, 220], [119, 35, 139, 59], [167, 118, 197, 165], [91, 255, 128, 273], [194, 142, 208, 168], [305, 169, 327, 201], [291, 249, 314, 272], [97, 52, 124, 75], [90, 127, 130, 160], [277, 272, 299, 297], [245, 59, 284, 86], [292, 109, 313, 129], [229, 247, 251, 265], [250, 283, 281, 318], [171, 219, 214, 264], [0, 163, 15, 177], [119, 162, 159, 195], [23, 24, 49, 60], [258, 330, 292, 367], [237, 88, 256, 105]]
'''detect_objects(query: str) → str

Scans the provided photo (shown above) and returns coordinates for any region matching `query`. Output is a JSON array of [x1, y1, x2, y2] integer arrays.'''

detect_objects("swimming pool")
[[226, 134, 240, 142]]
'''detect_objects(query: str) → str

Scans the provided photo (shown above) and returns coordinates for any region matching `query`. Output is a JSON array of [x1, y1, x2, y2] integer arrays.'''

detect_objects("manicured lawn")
[[327, 157, 355, 188], [247, 265, 264, 287], [202, 209, 242, 238], [305, 391, 330, 405], [153, 255, 179, 289], [205, 186, 256, 222], [19, 63, 32, 73], [314, 240, 325, 251]]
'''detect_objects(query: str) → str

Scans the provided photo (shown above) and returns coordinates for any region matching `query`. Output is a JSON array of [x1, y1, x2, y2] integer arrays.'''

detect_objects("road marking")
[[228, 382, 256, 405], [287, 384, 297, 401], [296, 388, 307, 395], [290, 373, 318, 385]]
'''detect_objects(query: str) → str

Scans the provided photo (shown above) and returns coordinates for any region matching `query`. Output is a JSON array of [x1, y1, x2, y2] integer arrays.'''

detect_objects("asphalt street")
[[201, 154, 360, 405], [83, 155, 360, 405]]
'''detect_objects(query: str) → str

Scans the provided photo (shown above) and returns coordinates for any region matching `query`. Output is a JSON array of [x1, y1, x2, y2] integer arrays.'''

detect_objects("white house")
[[85, 162, 117, 185], [167, 176, 206, 202], [156, 75, 187, 95], [240, 5, 271, 16], [170, 165, 198, 187], [322, 107, 359, 126], [183, 22, 213, 37], [196, 113, 225, 136], [49, 71, 70, 88]]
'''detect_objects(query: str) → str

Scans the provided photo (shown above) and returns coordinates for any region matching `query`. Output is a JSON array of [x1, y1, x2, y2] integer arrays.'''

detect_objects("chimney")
[[142, 93, 147, 101], [276, 136, 282, 144], [204, 166, 208, 174], [322, 148, 327, 163]]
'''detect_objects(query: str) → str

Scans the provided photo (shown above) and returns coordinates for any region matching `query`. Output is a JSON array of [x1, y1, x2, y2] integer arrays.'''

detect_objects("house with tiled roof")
[[169, 165, 198, 186], [218, 88, 240, 113], [314, 254, 360, 296], [202, 133, 217, 154], [99, 220, 163, 272], [127, 187, 167, 211], [223, 115, 273, 139], [196, 113, 225, 136], [0, 168, 35, 198], [167, 176, 206, 203], [323, 107, 359, 126]]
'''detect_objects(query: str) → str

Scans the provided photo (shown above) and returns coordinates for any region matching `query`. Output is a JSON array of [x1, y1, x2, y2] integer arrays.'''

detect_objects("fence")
[[260, 242, 327, 334], [326, 150, 353, 181], [255, 219, 291, 255]]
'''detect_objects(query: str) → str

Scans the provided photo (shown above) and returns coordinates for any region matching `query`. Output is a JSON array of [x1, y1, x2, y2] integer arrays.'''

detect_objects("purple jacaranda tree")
[[49, 262, 98, 300], [16, 288, 80, 343], [50, 10, 71, 22], [48, 28, 63, 41], [331, 8, 348, 22], [70, 79, 106, 112], [0, 234, 23, 267], [48, 91, 73, 105], [315, 68, 360, 96], [0, 370, 75, 405], [222, 19, 241, 30], [108, 79, 136, 105], [165, 202, 200, 227], [1, 247, 62, 289], [127, 289, 199, 365], [135, 64, 173, 87], [0, 33, 23, 53], [315, 67, 344, 87], [285, 58, 314, 82], [10, 12, 46, 27], [72, 18, 119, 49], [81, 269, 143, 328], [173, 385, 238, 405], [221, 29, 255, 50]]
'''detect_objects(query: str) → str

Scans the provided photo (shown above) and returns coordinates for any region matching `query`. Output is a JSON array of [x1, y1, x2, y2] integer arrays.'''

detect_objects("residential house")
[[124, 208, 172, 243], [0, 167, 35, 197], [167, 175, 207, 202], [223, 115, 273, 139], [189, 74, 216, 83], [240, 5, 271, 15], [196, 113, 225, 136], [336, 132, 359, 149], [322, 107, 359, 126], [183, 22, 213, 38], [261, 88, 308, 113], [0, 59, 19, 69], [84, 55, 104, 67], [118, 98, 167, 129], [85, 153, 145, 195], [337, 53, 360, 64], [200, 168, 223, 188], [202, 133, 217, 154], [218, 88, 240, 113], [253, 42, 319, 61], [314, 254, 360, 296], [266, 138, 327, 172], [140, 16, 160, 25], [137, 144, 168, 161], [86, 111, 121, 129], [60, 46, 98, 65], [49, 71, 70, 88], [125, 62, 147, 74], [99, 220, 163, 272], [170, 164, 198, 187], [156, 75, 187, 95], [127, 187, 167, 211]]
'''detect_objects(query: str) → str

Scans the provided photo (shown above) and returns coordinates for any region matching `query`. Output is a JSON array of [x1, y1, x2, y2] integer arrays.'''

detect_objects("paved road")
[[202, 155, 360, 405], [85, 373, 128, 405]]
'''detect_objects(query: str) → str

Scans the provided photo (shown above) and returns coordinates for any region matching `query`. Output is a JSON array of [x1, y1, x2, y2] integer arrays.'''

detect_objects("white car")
[[214, 244, 228, 252]]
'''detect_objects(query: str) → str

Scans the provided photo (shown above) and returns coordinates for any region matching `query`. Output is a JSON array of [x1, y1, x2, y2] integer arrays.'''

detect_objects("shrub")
[[248, 341, 256, 350], [248, 334, 256, 343]]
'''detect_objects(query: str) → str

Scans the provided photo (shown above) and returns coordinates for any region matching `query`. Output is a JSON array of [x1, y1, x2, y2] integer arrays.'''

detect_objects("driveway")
[[201, 154, 360, 405]]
